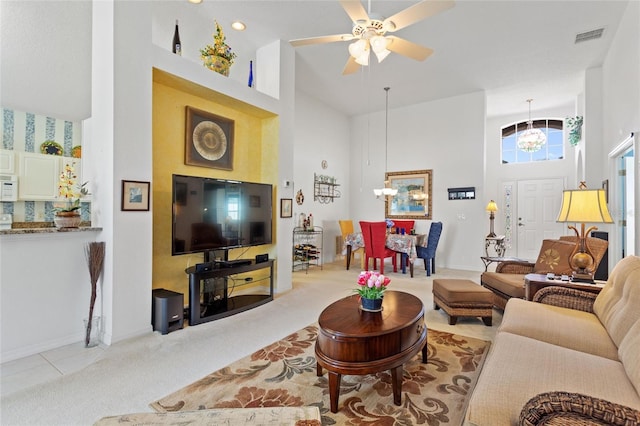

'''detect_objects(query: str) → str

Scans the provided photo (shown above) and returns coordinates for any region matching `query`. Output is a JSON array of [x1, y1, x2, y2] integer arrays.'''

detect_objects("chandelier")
[[517, 99, 546, 153], [373, 87, 398, 198]]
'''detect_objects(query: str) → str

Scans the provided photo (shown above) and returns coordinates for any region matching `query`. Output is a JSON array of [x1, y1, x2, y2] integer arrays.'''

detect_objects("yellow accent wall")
[[152, 71, 278, 296]]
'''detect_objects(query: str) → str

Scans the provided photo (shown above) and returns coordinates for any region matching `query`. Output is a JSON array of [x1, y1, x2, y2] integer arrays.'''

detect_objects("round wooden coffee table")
[[315, 291, 427, 413]]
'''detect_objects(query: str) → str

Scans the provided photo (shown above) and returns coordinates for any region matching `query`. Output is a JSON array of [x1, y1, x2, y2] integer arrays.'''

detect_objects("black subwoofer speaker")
[[152, 289, 184, 334]]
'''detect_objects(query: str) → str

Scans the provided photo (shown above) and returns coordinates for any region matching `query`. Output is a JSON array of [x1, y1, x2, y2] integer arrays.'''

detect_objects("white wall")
[[292, 92, 352, 264], [348, 91, 487, 271], [0, 232, 101, 361], [603, 0, 640, 149], [602, 0, 640, 260], [485, 103, 577, 255]]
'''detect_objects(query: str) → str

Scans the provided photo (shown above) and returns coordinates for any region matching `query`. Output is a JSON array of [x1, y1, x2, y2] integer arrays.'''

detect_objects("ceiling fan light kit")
[[290, 0, 455, 75]]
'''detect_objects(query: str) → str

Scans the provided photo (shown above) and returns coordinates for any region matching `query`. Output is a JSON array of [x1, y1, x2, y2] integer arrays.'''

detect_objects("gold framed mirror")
[[385, 170, 432, 220]]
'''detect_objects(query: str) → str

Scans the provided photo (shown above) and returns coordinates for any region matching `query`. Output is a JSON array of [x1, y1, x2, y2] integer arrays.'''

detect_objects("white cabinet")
[[0, 150, 16, 174], [18, 152, 60, 200]]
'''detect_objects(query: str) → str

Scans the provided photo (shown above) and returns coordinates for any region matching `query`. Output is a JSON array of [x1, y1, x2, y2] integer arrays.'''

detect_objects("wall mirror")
[[385, 169, 433, 220]]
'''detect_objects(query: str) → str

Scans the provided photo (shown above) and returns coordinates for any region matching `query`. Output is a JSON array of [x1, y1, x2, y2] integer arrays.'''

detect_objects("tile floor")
[[1, 342, 105, 397]]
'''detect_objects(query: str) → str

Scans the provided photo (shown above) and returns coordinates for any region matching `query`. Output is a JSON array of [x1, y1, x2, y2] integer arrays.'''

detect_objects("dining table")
[[343, 232, 427, 277]]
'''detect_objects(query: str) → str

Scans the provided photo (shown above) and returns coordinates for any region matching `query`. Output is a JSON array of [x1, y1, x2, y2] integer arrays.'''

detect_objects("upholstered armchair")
[[481, 236, 608, 309]]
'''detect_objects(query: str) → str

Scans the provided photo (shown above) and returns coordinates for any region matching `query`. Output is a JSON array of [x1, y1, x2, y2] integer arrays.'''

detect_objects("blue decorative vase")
[[360, 297, 383, 312]]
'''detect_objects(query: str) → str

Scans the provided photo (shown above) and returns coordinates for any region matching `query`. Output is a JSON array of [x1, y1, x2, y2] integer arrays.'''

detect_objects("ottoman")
[[433, 279, 493, 326]]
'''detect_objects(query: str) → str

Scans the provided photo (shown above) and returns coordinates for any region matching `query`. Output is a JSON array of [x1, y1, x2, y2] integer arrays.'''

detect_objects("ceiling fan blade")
[[339, 0, 369, 23], [342, 56, 361, 75], [384, 0, 455, 32], [386, 36, 433, 61], [290, 34, 354, 47]]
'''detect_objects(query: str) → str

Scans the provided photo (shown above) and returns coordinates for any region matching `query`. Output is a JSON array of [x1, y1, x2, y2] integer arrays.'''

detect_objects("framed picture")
[[121, 180, 150, 211], [185, 106, 234, 170], [280, 198, 293, 218], [385, 169, 433, 220], [602, 179, 609, 203]]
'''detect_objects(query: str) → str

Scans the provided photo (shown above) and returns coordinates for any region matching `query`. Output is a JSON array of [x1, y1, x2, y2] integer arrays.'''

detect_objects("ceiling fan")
[[289, 0, 454, 75]]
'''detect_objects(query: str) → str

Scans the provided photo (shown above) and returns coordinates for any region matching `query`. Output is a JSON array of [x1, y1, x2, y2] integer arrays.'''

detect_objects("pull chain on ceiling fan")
[[290, 0, 455, 75]]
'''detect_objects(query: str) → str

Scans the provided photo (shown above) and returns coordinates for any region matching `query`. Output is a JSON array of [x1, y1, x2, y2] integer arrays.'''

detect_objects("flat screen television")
[[172, 174, 273, 256]]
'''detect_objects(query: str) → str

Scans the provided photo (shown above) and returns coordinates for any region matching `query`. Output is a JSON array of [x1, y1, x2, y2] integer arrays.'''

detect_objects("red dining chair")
[[360, 221, 397, 274], [391, 220, 415, 235], [390, 220, 415, 272]]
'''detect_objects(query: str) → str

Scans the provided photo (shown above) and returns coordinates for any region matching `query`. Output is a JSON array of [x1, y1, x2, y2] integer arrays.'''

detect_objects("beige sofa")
[[464, 255, 640, 425]]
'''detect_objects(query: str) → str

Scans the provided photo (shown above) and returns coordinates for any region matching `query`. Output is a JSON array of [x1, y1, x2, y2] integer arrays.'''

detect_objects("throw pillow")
[[533, 239, 577, 275]]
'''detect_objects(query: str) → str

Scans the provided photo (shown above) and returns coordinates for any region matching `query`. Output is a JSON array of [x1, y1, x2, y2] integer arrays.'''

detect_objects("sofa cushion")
[[619, 319, 640, 395], [480, 273, 525, 298], [464, 332, 640, 426], [594, 256, 640, 348], [499, 298, 619, 360], [532, 239, 576, 275]]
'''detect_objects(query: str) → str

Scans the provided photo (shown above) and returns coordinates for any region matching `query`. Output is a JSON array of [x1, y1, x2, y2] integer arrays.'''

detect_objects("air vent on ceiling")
[[575, 28, 604, 44]]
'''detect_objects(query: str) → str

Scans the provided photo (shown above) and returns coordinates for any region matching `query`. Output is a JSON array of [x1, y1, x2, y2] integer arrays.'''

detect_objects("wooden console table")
[[524, 273, 605, 301], [315, 291, 427, 413]]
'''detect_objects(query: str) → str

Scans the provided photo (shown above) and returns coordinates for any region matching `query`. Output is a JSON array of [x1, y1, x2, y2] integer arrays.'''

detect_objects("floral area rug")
[[151, 324, 490, 425]]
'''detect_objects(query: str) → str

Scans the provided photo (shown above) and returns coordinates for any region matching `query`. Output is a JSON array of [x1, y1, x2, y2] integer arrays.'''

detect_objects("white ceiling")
[[1, 1, 630, 121], [194, 0, 628, 117]]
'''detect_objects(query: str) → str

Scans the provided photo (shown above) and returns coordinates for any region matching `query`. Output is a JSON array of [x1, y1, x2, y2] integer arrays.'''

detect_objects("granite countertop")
[[0, 222, 102, 235]]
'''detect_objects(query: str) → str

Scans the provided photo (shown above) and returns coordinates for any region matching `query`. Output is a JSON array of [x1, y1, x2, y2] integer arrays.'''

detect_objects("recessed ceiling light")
[[188, 0, 202, 4], [231, 21, 246, 31]]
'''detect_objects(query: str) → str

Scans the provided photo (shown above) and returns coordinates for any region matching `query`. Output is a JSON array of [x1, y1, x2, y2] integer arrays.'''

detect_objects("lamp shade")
[[486, 200, 498, 212], [556, 189, 613, 223]]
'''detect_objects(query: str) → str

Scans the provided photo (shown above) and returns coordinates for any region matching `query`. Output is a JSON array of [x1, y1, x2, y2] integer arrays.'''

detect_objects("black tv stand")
[[185, 259, 274, 325], [216, 259, 252, 268]]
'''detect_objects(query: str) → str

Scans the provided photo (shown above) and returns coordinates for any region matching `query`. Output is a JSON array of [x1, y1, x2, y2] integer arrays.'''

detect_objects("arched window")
[[501, 119, 564, 163]]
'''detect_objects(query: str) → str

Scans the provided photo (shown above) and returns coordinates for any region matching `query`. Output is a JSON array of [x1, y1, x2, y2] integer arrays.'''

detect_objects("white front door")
[[516, 178, 566, 260]]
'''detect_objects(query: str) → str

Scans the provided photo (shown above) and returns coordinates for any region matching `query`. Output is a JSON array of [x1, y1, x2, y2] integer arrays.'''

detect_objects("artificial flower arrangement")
[[200, 20, 237, 66], [356, 271, 391, 300], [55, 161, 89, 213]]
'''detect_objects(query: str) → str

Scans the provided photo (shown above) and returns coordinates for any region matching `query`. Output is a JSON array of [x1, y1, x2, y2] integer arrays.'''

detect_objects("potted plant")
[[355, 271, 391, 312], [200, 20, 237, 76], [54, 161, 88, 228], [566, 116, 584, 146]]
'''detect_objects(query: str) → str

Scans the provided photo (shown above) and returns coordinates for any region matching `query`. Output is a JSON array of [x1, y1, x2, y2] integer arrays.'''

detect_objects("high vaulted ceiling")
[[1, 1, 630, 121], [188, 0, 629, 118]]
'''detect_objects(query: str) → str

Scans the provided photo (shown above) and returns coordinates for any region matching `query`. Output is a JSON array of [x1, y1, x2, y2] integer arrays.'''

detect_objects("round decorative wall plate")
[[321, 160, 328, 169], [193, 121, 227, 160], [296, 189, 304, 205]]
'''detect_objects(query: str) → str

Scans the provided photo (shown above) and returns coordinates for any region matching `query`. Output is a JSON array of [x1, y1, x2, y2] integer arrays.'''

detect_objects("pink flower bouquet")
[[356, 271, 391, 300]]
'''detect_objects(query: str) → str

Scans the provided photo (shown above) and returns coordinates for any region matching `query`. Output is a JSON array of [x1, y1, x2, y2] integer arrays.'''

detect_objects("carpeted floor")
[[2, 262, 499, 425], [150, 323, 490, 425]]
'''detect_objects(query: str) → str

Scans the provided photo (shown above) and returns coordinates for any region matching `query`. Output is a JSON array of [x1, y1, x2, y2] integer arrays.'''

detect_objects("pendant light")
[[517, 99, 546, 153], [373, 87, 398, 198]]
